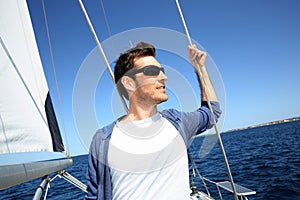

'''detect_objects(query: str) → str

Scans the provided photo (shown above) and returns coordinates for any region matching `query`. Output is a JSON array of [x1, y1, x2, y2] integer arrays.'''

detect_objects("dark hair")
[[114, 41, 156, 100]]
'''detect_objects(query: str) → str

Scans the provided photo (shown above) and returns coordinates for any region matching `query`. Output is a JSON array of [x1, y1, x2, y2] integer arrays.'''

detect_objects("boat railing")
[[189, 159, 256, 200], [33, 170, 87, 200], [191, 176, 256, 200]]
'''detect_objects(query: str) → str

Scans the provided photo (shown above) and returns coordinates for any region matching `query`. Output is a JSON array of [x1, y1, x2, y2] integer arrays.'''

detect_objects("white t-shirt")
[[108, 113, 190, 200]]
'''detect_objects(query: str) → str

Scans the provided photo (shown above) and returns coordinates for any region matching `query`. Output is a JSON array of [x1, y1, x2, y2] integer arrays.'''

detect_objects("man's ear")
[[121, 76, 136, 92]]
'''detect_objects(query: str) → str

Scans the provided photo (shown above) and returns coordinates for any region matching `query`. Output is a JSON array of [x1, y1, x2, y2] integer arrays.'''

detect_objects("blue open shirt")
[[85, 101, 221, 200]]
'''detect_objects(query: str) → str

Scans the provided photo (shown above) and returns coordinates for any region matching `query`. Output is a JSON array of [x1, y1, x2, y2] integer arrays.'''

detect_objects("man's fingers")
[[188, 45, 207, 67], [193, 50, 206, 61]]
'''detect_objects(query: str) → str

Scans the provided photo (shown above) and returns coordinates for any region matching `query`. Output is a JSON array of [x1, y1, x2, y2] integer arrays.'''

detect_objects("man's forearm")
[[196, 65, 218, 102]]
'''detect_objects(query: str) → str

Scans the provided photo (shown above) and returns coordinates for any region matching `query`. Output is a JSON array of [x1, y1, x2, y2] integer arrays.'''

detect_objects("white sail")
[[0, 0, 72, 190], [0, 0, 58, 153]]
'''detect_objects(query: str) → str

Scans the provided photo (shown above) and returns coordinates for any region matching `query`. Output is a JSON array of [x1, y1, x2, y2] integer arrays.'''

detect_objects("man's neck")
[[124, 103, 158, 122]]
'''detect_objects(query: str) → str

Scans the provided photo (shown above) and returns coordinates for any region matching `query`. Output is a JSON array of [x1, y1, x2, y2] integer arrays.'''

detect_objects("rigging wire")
[[78, 0, 129, 113], [99, 0, 133, 57], [41, 0, 70, 156], [99, 0, 112, 38], [99, 0, 118, 69], [175, 0, 238, 200]]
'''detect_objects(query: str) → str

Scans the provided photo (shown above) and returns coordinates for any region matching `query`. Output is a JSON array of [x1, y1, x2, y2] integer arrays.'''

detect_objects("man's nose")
[[158, 70, 168, 80]]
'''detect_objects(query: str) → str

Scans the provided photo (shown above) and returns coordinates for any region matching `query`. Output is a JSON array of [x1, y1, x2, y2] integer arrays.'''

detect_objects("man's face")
[[130, 56, 168, 105]]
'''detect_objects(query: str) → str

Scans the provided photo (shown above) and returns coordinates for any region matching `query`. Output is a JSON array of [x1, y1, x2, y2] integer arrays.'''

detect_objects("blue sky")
[[27, 0, 300, 155]]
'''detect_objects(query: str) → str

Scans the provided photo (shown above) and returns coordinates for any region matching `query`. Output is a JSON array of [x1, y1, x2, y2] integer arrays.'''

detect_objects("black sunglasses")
[[127, 65, 165, 76]]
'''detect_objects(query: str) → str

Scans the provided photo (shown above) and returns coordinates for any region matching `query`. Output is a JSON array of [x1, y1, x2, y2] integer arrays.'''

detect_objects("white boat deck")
[[216, 181, 256, 196]]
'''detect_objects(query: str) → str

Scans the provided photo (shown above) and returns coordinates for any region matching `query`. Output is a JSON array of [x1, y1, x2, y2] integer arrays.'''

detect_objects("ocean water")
[[1, 121, 299, 199], [189, 120, 300, 200]]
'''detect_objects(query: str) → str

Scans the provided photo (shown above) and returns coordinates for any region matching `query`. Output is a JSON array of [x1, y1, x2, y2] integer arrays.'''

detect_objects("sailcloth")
[[0, 0, 73, 190], [0, 0, 64, 154]]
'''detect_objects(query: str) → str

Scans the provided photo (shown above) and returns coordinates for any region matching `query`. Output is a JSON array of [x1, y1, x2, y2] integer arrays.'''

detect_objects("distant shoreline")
[[224, 117, 300, 133]]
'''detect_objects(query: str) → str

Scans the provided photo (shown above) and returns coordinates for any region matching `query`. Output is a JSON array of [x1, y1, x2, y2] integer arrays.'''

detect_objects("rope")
[[41, 0, 70, 156], [175, 1, 238, 200], [78, 0, 129, 113]]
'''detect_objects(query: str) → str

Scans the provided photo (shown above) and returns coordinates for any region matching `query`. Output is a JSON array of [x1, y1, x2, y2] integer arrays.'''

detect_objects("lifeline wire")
[[175, 0, 238, 199]]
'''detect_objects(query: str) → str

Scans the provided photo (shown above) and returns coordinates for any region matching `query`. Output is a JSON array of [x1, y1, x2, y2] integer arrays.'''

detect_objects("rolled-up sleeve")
[[201, 101, 222, 129], [182, 101, 221, 140], [162, 101, 221, 144]]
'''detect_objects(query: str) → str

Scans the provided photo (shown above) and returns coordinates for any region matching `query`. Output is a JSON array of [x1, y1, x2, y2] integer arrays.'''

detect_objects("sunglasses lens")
[[127, 65, 165, 76], [143, 66, 164, 76]]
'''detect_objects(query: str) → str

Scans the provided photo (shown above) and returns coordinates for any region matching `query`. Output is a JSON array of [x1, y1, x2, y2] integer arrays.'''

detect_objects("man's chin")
[[157, 96, 168, 104]]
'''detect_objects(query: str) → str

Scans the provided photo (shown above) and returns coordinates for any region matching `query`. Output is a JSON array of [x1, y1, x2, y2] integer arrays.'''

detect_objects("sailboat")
[[1, 0, 256, 199], [0, 0, 86, 199]]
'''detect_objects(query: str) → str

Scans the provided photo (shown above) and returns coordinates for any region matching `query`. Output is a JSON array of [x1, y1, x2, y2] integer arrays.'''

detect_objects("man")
[[86, 41, 221, 199]]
